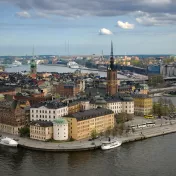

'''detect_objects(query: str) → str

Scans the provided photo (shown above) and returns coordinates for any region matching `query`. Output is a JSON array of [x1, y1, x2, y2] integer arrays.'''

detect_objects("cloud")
[[117, 21, 134, 29], [99, 28, 113, 35], [15, 11, 31, 18], [136, 12, 176, 26], [1, 0, 176, 26]]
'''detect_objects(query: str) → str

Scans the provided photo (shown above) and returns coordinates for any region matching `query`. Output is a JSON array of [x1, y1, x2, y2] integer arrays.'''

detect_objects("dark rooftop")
[[31, 100, 67, 109], [65, 107, 113, 121], [30, 120, 53, 127]]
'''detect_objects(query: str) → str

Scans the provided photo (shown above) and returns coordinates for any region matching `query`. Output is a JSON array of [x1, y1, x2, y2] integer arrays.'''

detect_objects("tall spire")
[[111, 40, 113, 57]]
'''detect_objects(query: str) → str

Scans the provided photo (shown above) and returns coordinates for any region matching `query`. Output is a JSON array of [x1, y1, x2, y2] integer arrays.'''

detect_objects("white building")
[[90, 94, 134, 115], [30, 101, 68, 122], [53, 119, 68, 140]]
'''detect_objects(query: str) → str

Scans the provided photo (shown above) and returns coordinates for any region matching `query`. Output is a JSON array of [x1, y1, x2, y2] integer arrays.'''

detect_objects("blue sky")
[[0, 0, 176, 56]]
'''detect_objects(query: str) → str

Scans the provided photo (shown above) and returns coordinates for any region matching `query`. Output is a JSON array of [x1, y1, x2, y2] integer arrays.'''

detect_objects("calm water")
[[5, 65, 127, 78], [1, 134, 176, 176]]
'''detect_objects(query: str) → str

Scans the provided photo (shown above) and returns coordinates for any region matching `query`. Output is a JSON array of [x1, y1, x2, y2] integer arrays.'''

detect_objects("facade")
[[14, 93, 52, 106], [30, 121, 53, 141], [118, 85, 135, 94], [90, 94, 134, 115], [107, 41, 118, 96], [132, 94, 153, 116], [30, 101, 68, 122], [68, 102, 81, 115], [0, 100, 26, 135], [53, 83, 80, 98], [65, 108, 114, 140], [53, 119, 68, 140]]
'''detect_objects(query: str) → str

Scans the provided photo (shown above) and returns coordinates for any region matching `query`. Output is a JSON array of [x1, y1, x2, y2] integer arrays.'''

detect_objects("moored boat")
[[0, 137, 18, 147], [101, 138, 122, 150]]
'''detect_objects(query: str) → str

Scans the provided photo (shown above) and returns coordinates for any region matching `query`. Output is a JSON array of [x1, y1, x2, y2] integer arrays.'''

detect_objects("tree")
[[91, 129, 98, 139], [105, 126, 112, 137], [19, 127, 30, 137], [115, 113, 128, 124], [168, 99, 175, 114]]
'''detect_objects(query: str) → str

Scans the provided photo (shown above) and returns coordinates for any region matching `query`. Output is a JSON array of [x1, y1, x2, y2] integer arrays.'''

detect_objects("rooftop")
[[31, 101, 67, 109], [53, 118, 68, 125], [30, 120, 53, 127], [65, 107, 113, 121]]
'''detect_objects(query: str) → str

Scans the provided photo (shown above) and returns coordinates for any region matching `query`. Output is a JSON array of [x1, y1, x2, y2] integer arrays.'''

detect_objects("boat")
[[0, 137, 18, 147], [67, 61, 80, 69], [101, 138, 122, 150], [12, 60, 22, 67]]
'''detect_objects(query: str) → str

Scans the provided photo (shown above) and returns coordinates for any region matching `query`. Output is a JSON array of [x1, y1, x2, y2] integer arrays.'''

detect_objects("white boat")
[[0, 137, 18, 147], [12, 60, 22, 67], [67, 61, 80, 69], [101, 138, 122, 150]]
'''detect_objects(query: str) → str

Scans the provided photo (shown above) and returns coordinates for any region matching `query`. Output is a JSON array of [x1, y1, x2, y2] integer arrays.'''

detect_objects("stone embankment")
[[1, 122, 176, 152]]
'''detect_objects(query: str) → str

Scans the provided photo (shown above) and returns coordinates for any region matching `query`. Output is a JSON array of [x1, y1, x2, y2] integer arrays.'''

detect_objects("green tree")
[[105, 126, 112, 137], [19, 127, 30, 137], [91, 129, 98, 139]]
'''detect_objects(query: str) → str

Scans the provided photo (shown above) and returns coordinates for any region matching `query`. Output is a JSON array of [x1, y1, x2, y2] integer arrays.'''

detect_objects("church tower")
[[30, 59, 37, 75], [107, 41, 118, 96]]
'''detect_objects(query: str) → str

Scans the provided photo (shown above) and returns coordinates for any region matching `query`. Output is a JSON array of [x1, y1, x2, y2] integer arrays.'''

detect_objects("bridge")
[[149, 86, 176, 94]]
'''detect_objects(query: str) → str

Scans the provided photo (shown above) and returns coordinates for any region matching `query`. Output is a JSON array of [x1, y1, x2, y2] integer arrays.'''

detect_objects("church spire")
[[111, 40, 113, 57], [110, 41, 115, 70]]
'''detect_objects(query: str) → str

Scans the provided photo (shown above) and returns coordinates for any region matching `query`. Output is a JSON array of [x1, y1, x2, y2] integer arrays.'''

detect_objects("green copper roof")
[[53, 118, 68, 125]]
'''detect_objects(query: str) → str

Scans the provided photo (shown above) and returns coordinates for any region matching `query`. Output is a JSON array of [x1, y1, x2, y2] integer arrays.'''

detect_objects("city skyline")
[[0, 0, 176, 56]]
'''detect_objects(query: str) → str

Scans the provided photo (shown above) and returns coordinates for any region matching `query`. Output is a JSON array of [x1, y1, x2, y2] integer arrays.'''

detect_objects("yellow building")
[[30, 121, 53, 141], [132, 94, 153, 116], [68, 102, 81, 115], [64, 108, 114, 140]]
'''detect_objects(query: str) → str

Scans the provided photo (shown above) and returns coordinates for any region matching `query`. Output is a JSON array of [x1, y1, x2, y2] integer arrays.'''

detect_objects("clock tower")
[[107, 41, 118, 96]]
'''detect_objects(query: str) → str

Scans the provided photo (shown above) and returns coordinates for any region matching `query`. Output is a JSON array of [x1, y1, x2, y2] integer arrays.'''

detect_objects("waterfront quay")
[[1, 118, 176, 152]]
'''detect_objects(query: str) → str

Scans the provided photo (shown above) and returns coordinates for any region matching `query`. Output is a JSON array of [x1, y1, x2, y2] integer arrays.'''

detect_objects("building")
[[53, 82, 80, 98], [90, 94, 134, 115], [68, 101, 81, 115], [30, 59, 37, 78], [0, 100, 26, 134], [53, 119, 68, 141], [118, 85, 135, 94], [14, 93, 52, 106], [30, 101, 68, 122], [134, 84, 149, 95], [30, 121, 53, 141], [132, 94, 153, 116], [107, 41, 118, 96], [64, 108, 114, 140]]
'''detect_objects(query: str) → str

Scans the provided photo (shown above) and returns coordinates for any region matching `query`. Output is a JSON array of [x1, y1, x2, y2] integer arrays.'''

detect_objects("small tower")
[[30, 59, 37, 75], [30, 46, 37, 78], [107, 41, 118, 96]]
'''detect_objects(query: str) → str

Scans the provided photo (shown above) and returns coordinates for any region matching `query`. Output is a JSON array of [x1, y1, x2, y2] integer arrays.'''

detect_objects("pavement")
[[1, 117, 176, 152]]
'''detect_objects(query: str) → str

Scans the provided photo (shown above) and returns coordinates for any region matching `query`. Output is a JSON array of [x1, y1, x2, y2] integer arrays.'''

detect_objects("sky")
[[0, 0, 176, 56]]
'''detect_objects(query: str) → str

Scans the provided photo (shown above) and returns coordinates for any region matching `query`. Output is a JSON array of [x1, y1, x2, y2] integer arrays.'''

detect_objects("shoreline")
[[1, 122, 176, 152]]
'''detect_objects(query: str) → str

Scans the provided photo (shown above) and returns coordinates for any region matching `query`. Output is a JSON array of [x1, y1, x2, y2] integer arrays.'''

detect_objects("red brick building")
[[107, 41, 118, 96], [54, 83, 80, 98]]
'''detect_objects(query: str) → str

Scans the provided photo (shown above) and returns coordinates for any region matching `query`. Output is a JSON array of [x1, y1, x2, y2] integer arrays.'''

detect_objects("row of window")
[[31, 109, 68, 114]]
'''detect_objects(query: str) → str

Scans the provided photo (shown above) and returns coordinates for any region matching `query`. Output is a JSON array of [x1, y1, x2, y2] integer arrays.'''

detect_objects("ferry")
[[101, 138, 122, 150], [12, 60, 22, 67], [67, 61, 80, 69], [0, 137, 18, 147]]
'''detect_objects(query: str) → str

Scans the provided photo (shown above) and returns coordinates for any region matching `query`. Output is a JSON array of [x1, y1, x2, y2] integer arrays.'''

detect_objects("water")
[[1, 134, 176, 176], [5, 65, 127, 78]]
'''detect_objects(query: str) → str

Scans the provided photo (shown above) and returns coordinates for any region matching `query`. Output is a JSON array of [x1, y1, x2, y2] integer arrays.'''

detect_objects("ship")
[[12, 60, 22, 67], [67, 61, 80, 69]]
